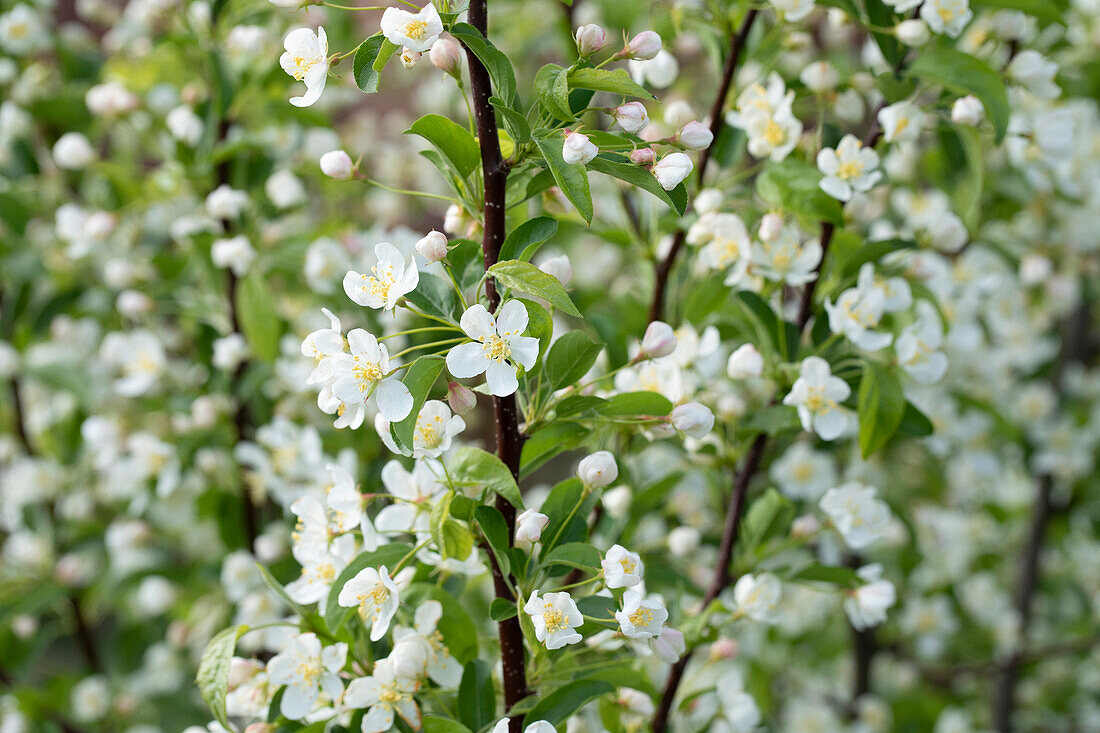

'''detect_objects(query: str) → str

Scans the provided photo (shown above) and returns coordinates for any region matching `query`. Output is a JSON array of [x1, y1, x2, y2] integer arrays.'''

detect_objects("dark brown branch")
[[647, 9, 759, 324], [460, 2, 528, 729], [653, 222, 837, 732], [992, 295, 1090, 731]]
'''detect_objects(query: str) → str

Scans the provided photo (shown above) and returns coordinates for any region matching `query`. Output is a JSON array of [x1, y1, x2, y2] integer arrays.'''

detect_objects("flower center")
[[289, 55, 318, 82], [352, 356, 383, 388], [357, 583, 390, 620], [543, 608, 567, 633], [628, 607, 654, 626], [620, 557, 636, 575], [416, 415, 444, 448], [764, 118, 786, 146], [296, 660, 322, 687], [837, 159, 865, 180], [403, 19, 428, 40], [803, 386, 835, 414], [483, 334, 511, 363]]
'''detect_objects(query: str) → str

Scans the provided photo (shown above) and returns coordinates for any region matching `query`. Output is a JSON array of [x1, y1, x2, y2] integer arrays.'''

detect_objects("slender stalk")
[[459, 1, 528, 728], [647, 9, 759, 324], [652, 222, 837, 733], [992, 292, 1091, 731]]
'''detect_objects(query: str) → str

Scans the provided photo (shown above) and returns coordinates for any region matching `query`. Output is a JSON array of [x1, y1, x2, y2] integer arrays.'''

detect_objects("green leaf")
[[324, 544, 413, 631], [532, 130, 593, 223], [449, 447, 523, 508], [539, 478, 599, 555], [864, 0, 903, 69], [597, 391, 673, 417], [490, 96, 531, 143], [542, 542, 601, 572], [524, 679, 615, 726], [422, 718, 473, 733], [405, 272, 460, 323], [734, 291, 800, 360], [738, 488, 795, 552], [838, 238, 918, 278], [857, 361, 906, 458], [755, 158, 844, 226], [907, 43, 1010, 142], [517, 297, 554, 363], [489, 259, 581, 317], [197, 625, 247, 728], [536, 63, 574, 120], [450, 23, 517, 105], [790, 563, 861, 588], [743, 405, 802, 435], [256, 564, 308, 617], [373, 38, 400, 72], [544, 331, 603, 392], [520, 422, 590, 479], [576, 596, 618, 629], [971, 0, 1063, 24], [489, 597, 519, 621], [235, 272, 281, 362], [352, 34, 388, 93], [898, 400, 934, 437], [567, 67, 655, 100], [587, 153, 688, 215], [391, 355, 446, 451], [499, 216, 558, 262], [441, 518, 473, 561], [407, 114, 481, 178], [475, 504, 512, 575], [953, 124, 984, 232], [458, 660, 496, 732]]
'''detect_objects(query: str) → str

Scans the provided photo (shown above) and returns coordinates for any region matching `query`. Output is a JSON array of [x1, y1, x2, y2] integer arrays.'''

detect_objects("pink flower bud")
[[652, 627, 686, 663], [575, 24, 606, 56], [758, 212, 784, 242], [626, 30, 662, 60], [677, 120, 713, 150], [429, 38, 463, 76], [613, 101, 649, 133], [641, 320, 677, 358], [629, 147, 657, 165], [447, 381, 477, 415], [415, 230, 448, 263]]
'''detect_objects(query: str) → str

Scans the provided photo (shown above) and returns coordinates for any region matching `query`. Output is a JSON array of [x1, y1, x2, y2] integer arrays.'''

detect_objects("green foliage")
[[197, 625, 247, 728], [907, 44, 1010, 142], [489, 259, 582, 316]]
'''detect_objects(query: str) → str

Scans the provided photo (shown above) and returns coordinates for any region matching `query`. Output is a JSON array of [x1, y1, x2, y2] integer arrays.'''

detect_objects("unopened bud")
[[951, 95, 984, 126], [791, 514, 821, 537], [895, 18, 930, 47], [671, 401, 715, 438], [320, 150, 354, 179], [577, 450, 618, 488], [625, 30, 662, 60], [429, 38, 463, 76], [758, 212, 784, 242], [562, 132, 598, 165], [415, 230, 448, 263], [641, 321, 677, 358], [613, 101, 649, 133], [575, 24, 606, 56], [515, 509, 549, 543], [677, 120, 713, 150], [726, 343, 764, 379], [538, 254, 572, 286], [447, 381, 477, 415], [629, 147, 657, 166]]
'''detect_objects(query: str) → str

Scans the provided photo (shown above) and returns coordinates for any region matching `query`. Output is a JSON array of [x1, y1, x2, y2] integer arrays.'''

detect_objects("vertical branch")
[[648, 9, 759, 324], [652, 223, 836, 733], [992, 293, 1090, 731], [460, 1, 528, 728]]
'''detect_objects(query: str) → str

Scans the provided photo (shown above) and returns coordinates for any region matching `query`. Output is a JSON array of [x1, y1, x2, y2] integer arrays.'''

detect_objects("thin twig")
[[648, 9, 759, 324]]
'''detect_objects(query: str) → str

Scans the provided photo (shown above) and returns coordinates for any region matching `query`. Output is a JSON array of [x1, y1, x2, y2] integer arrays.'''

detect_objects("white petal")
[[485, 361, 519, 396], [376, 377, 413, 421], [446, 342, 489, 378]]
